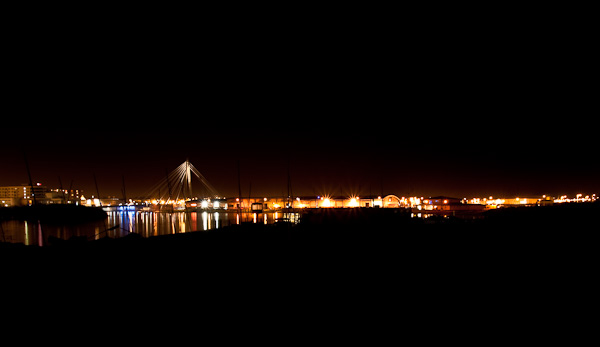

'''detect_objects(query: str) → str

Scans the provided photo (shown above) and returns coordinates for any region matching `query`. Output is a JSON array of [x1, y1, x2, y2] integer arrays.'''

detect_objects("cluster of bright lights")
[[464, 196, 536, 206], [312, 195, 423, 208], [146, 198, 226, 210], [465, 197, 501, 205], [85, 198, 102, 207], [68, 194, 598, 210], [77, 192, 599, 211], [409, 197, 421, 207], [396, 197, 422, 207], [462, 194, 598, 206], [149, 199, 187, 206], [554, 194, 597, 204], [125, 193, 598, 212], [118, 199, 136, 207]]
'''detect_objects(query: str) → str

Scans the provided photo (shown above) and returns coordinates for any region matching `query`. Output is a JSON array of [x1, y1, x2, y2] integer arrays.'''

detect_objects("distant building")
[[0, 184, 46, 206], [499, 197, 541, 207], [422, 196, 462, 207], [185, 198, 227, 209], [0, 184, 83, 206], [417, 196, 486, 215], [224, 195, 410, 211], [46, 188, 84, 204], [0, 186, 26, 206], [483, 196, 550, 208]]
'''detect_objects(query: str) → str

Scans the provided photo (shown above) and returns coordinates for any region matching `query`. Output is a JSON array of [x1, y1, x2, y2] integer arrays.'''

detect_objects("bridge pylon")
[[146, 160, 219, 203]]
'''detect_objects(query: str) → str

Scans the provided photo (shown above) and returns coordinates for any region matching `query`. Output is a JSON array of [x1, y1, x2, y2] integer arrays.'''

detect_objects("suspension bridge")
[[145, 160, 220, 203]]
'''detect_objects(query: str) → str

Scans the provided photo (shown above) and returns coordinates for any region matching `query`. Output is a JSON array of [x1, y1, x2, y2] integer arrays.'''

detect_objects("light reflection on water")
[[0, 210, 299, 245]]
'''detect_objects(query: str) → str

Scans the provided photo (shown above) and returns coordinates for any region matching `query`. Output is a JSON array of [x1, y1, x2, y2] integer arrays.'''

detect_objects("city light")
[[554, 194, 596, 203], [1, 171, 597, 214]]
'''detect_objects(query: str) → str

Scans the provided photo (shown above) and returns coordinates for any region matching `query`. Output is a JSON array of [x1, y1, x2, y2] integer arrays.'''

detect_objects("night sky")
[[2, 7, 597, 199]]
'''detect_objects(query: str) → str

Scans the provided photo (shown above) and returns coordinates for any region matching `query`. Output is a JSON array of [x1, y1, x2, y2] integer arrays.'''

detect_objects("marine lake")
[[0, 207, 300, 246]]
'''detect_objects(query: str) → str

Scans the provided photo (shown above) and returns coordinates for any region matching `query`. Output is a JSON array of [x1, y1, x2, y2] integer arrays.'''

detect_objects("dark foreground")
[[2, 203, 597, 341], [3, 203, 597, 271]]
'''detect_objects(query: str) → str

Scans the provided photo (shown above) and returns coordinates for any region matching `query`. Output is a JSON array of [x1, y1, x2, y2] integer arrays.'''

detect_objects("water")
[[0, 208, 300, 246]]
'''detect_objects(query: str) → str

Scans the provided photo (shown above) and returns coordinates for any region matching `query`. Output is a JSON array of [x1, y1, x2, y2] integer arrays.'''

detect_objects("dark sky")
[[2, 7, 598, 199]]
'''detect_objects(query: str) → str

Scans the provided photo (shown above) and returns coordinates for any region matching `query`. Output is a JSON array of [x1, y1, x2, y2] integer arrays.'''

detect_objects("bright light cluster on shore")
[[74, 160, 598, 211], [135, 193, 598, 210], [554, 194, 597, 204], [150, 199, 186, 206], [81, 192, 597, 210], [464, 194, 597, 207]]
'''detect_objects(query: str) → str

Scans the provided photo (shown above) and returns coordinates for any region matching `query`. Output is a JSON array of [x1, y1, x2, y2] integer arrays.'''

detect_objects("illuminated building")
[[185, 198, 227, 210], [465, 195, 598, 208], [479, 196, 558, 208], [227, 197, 277, 211], [0, 186, 26, 206], [47, 188, 84, 204], [0, 186, 23, 206], [0, 184, 47, 206], [0, 185, 83, 206], [381, 195, 406, 208], [554, 194, 597, 204], [496, 197, 540, 207], [417, 196, 486, 215], [224, 195, 412, 210]]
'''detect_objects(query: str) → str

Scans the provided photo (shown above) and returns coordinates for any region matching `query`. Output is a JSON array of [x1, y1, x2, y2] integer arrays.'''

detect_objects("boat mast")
[[121, 174, 127, 204], [58, 175, 66, 204], [93, 173, 102, 206], [287, 159, 293, 208], [23, 151, 36, 205], [166, 168, 173, 202], [237, 160, 242, 215]]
